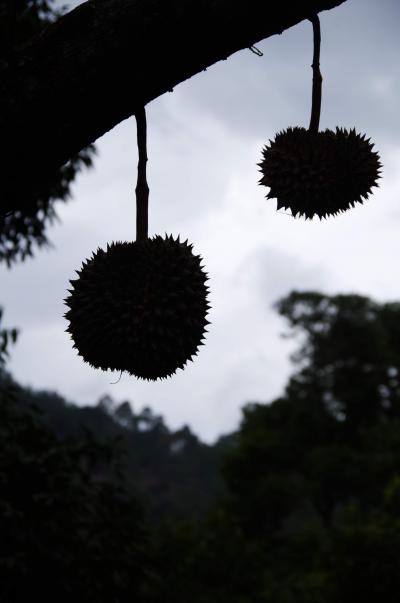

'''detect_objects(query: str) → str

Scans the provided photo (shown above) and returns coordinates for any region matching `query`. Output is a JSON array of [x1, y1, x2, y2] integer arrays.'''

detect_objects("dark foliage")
[[0, 308, 18, 365], [0, 373, 225, 521], [154, 291, 400, 602], [2, 290, 400, 601], [0, 372, 158, 602], [0, 1, 95, 266]]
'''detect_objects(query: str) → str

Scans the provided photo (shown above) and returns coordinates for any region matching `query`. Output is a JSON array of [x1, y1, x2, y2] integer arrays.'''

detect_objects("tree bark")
[[5, 0, 346, 212]]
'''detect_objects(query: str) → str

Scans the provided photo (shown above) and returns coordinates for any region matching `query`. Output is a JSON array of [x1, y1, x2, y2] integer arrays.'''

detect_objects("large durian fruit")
[[65, 235, 210, 380], [259, 126, 381, 219], [258, 14, 382, 219]]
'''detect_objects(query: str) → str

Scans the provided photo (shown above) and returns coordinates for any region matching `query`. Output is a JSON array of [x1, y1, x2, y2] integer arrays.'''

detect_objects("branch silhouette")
[[4, 0, 345, 214]]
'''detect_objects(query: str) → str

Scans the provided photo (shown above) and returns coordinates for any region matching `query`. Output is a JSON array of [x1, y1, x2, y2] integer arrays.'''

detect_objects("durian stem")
[[308, 14, 322, 133], [135, 106, 149, 241]]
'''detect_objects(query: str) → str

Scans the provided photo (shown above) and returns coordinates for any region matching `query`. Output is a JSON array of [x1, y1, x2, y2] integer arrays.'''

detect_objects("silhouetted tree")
[[276, 291, 400, 431], [0, 371, 158, 602], [153, 291, 400, 603], [0, 1, 95, 265], [0, 308, 18, 364], [2, 289, 400, 601], [0, 371, 225, 521]]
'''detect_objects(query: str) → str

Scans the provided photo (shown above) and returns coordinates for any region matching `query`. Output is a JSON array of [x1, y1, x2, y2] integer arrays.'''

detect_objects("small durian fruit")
[[64, 235, 210, 380], [258, 126, 381, 219]]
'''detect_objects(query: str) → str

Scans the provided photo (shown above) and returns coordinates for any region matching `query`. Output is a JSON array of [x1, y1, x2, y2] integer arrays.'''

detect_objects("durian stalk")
[[135, 106, 149, 241], [308, 15, 322, 133]]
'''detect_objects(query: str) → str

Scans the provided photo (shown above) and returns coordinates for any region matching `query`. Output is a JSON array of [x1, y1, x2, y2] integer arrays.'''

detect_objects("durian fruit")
[[259, 15, 382, 219], [259, 126, 381, 219], [64, 234, 210, 381]]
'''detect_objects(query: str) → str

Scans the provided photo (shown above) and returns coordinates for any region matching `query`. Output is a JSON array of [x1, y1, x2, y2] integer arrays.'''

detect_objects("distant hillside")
[[0, 370, 234, 520]]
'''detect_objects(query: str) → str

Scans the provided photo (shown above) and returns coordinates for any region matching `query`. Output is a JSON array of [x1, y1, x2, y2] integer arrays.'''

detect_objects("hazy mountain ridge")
[[0, 369, 229, 520]]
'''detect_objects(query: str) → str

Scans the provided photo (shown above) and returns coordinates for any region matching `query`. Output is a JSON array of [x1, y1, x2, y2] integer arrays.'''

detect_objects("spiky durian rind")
[[64, 235, 211, 381], [258, 127, 382, 219]]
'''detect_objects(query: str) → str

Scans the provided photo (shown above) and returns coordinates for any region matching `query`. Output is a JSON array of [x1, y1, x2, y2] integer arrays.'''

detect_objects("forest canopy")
[[1, 289, 400, 602]]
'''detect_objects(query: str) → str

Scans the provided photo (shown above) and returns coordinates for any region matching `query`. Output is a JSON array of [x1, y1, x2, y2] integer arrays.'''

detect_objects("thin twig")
[[110, 370, 123, 384], [249, 45, 263, 56]]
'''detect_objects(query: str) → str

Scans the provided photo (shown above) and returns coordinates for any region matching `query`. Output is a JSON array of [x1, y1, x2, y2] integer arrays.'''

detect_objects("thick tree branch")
[[5, 0, 346, 212]]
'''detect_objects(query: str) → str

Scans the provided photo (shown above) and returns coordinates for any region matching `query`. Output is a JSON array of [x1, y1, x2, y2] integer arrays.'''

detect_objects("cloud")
[[174, 0, 400, 146], [3, 0, 400, 442], [238, 246, 327, 305]]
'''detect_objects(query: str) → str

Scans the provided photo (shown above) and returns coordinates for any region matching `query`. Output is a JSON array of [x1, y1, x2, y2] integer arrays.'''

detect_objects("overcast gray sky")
[[2, 0, 400, 442]]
